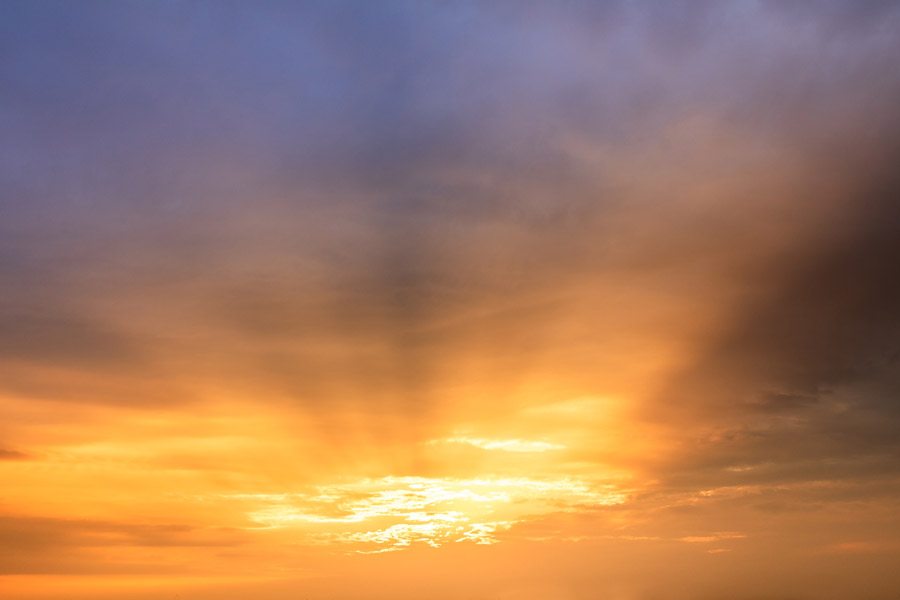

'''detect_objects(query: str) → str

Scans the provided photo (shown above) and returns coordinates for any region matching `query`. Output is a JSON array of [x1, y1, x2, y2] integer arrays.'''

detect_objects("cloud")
[[641, 139, 900, 493], [429, 437, 565, 452], [2, 2, 900, 597], [0, 447, 29, 460], [0, 514, 247, 575]]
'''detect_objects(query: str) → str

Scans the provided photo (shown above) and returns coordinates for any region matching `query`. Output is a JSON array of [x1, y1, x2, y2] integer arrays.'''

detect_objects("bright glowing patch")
[[433, 437, 565, 452], [236, 476, 625, 551]]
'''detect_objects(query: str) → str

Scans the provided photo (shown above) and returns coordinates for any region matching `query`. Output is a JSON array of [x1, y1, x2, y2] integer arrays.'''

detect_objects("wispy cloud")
[[429, 437, 565, 452]]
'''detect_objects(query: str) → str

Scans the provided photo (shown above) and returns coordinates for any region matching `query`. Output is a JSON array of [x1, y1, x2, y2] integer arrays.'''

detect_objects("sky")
[[2, 1, 900, 598]]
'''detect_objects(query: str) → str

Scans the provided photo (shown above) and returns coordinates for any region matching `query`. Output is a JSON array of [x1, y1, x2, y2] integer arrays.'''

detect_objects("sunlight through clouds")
[[4, 1, 900, 598], [239, 476, 626, 551], [428, 437, 566, 452]]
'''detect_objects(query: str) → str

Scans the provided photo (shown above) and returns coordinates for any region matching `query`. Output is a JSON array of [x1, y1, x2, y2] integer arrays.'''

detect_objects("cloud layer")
[[2, 2, 900, 599]]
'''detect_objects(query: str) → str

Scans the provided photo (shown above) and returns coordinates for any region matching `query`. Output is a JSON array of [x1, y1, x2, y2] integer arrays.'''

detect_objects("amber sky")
[[2, 1, 900, 599]]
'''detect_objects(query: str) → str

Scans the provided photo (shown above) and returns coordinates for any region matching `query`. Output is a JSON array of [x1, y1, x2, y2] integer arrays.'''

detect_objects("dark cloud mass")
[[2, 1, 900, 598], [649, 138, 900, 489]]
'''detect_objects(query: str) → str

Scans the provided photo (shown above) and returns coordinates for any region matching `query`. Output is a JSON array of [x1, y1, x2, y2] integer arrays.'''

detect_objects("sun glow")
[[5, 3, 900, 599], [239, 476, 626, 551], [430, 437, 566, 452]]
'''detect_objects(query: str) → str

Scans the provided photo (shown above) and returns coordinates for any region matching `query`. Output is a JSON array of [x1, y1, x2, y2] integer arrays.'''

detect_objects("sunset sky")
[[2, 2, 900, 599]]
